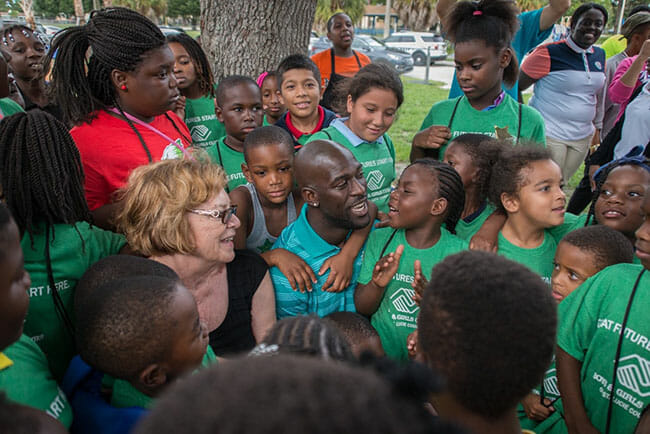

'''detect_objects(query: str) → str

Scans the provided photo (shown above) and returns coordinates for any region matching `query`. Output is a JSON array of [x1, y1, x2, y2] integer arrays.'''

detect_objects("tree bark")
[[200, 0, 317, 82], [73, 0, 85, 25]]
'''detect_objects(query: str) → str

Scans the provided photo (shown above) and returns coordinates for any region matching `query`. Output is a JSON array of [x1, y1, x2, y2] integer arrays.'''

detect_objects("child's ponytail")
[[445, 0, 520, 87]]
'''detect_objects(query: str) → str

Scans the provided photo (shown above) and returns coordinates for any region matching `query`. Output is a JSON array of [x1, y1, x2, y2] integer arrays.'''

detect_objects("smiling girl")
[[47, 8, 192, 229], [411, 0, 546, 162], [307, 62, 402, 212], [2, 25, 61, 119]]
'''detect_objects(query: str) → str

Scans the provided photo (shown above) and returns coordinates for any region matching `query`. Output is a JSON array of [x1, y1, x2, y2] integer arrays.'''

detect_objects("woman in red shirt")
[[47, 8, 192, 229]]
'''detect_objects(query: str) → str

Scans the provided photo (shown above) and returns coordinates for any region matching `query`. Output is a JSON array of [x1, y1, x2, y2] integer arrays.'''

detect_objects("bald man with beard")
[[270, 140, 374, 319]]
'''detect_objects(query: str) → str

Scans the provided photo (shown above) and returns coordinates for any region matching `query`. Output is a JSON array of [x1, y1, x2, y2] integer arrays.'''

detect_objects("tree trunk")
[[200, 0, 317, 82], [20, 0, 36, 30], [74, 0, 85, 25]]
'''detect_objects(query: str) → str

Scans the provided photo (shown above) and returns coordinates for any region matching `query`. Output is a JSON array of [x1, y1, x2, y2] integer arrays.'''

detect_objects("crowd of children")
[[1, 0, 650, 432]]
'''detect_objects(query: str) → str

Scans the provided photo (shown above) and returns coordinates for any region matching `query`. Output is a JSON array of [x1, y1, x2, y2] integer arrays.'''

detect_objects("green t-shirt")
[[419, 95, 547, 160], [0, 97, 24, 117], [206, 137, 247, 192], [548, 212, 587, 243], [308, 126, 396, 213], [21, 221, 126, 381], [184, 95, 226, 149], [451, 202, 495, 241], [553, 263, 650, 433], [497, 230, 557, 284], [111, 346, 217, 409], [359, 227, 468, 361], [0, 334, 73, 428]]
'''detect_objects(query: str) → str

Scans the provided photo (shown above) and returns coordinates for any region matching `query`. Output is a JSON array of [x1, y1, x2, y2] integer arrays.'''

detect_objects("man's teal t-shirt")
[[308, 120, 396, 213], [419, 95, 547, 159], [448, 8, 552, 99], [358, 227, 468, 361]]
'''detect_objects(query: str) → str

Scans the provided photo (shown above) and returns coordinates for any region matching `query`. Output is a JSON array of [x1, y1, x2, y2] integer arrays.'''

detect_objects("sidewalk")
[[403, 60, 455, 89]]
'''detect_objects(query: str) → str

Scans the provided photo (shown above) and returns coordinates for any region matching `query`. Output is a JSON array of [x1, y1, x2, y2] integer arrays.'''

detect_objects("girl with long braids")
[[46, 7, 192, 229], [355, 159, 468, 361], [0, 110, 126, 381]]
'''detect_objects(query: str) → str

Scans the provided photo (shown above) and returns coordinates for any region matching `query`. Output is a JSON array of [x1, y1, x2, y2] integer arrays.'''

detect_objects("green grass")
[[391, 77, 449, 162]]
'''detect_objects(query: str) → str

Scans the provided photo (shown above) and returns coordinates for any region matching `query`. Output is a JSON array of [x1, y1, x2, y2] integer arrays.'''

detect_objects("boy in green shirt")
[[0, 203, 73, 429], [418, 251, 556, 434], [75, 273, 215, 416], [206, 75, 263, 191], [544, 194, 650, 433]]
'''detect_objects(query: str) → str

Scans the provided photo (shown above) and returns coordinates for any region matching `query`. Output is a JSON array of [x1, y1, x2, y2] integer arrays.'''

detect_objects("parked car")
[[382, 31, 447, 65], [308, 34, 413, 74], [158, 25, 185, 36], [353, 35, 413, 73], [43, 25, 62, 36]]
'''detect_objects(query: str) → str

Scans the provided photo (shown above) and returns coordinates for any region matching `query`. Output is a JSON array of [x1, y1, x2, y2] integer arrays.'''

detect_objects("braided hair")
[[166, 32, 215, 98], [585, 157, 650, 226], [0, 110, 90, 336], [253, 315, 355, 362], [407, 159, 466, 234], [445, 0, 521, 86], [46, 7, 166, 126]]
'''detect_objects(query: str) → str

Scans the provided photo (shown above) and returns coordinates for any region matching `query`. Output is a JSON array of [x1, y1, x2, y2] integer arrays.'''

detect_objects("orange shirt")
[[311, 49, 371, 89]]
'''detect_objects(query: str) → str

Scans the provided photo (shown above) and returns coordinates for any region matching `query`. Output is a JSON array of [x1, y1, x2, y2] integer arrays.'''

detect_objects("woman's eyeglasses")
[[188, 205, 237, 224]]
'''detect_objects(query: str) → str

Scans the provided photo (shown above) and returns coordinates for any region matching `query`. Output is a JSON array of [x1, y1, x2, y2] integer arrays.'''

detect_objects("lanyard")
[[108, 108, 193, 159]]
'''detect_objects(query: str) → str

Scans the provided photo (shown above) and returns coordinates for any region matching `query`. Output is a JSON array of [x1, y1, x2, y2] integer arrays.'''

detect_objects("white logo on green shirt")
[[390, 287, 418, 314], [617, 355, 650, 398], [191, 125, 212, 142], [366, 170, 384, 191]]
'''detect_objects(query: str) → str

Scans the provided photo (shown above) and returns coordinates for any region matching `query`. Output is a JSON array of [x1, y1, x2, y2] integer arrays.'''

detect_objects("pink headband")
[[473, 10, 483, 15], [256, 71, 269, 88]]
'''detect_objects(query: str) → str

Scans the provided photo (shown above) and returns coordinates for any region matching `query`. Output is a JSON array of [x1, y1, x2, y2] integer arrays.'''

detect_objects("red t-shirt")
[[70, 110, 191, 211]]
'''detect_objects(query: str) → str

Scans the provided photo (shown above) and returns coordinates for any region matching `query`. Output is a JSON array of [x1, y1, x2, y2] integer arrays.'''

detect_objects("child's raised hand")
[[521, 393, 554, 421], [173, 95, 186, 120], [371, 244, 404, 288], [411, 260, 427, 306], [412, 125, 451, 150], [272, 248, 317, 293], [406, 329, 418, 359], [319, 251, 354, 293]]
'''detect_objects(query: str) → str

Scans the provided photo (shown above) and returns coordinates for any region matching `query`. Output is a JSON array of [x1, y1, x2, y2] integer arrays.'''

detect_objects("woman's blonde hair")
[[116, 157, 227, 256]]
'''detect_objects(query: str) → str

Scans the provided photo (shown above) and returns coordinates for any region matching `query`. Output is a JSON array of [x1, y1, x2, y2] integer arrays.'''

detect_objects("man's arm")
[[539, 0, 571, 31]]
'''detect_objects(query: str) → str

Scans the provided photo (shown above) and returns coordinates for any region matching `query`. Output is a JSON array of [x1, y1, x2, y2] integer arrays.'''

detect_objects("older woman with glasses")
[[117, 158, 276, 357]]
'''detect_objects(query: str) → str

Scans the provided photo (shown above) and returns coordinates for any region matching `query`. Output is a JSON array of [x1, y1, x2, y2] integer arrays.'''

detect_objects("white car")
[[383, 31, 447, 66]]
